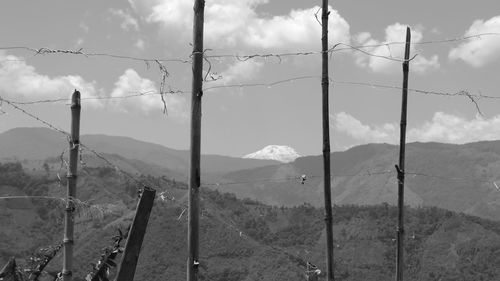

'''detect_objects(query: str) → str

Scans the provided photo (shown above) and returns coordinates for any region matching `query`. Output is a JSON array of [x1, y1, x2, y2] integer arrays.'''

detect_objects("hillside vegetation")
[[217, 142, 500, 221], [2, 162, 500, 281]]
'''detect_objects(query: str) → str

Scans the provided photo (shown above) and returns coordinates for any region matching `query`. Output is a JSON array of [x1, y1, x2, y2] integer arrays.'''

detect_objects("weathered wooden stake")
[[321, 1, 335, 281], [114, 187, 156, 281], [29, 244, 63, 281], [187, 0, 205, 281], [62, 90, 81, 281], [0, 257, 17, 280], [395, 27, 411, 281]]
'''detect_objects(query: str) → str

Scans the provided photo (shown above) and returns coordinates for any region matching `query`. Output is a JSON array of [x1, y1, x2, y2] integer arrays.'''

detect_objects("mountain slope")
[[0, 127, 279, 174], [214, 142, 500, 220]]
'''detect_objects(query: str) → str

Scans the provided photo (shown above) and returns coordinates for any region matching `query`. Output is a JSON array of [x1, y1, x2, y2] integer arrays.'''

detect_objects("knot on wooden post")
[[395, 165, 404, 181]]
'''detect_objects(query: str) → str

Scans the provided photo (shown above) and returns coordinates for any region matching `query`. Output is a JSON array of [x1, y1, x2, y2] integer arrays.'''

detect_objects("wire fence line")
[[1, 75, 496, 111], [0, 46, 192, 64], [202, 170, 498, 188], [0, 32, 498, 117], [0, 95, 176, 199], [0, 195, 116, 220], [1, 32, 498, 64]]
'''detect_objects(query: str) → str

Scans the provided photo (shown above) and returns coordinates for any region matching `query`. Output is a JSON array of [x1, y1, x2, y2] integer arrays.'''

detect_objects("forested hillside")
[[3, 162, 500, 281]]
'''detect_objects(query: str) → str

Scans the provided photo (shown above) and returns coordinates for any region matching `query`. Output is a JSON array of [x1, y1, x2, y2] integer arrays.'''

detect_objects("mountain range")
[[214, 142, 500, 221], [2, 127, 500, 221], [0, 127, 279, 176]]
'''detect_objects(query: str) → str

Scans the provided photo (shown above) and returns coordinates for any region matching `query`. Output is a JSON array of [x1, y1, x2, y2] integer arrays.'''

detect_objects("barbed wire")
[[0, 196, 114, 219], [202, 170, 393, 187], [203, 77, 494, 116], [1, 32, 498, 66], [331, 79, 500, 100], [0, 95, 70, 137], [5, 89, 190, 106], [0, 95, 175, 198], [199, 168, 499, 188], [203, 32, 500, 62], [203, 75, 319, 92], [331, 42, 419, 63], [406, 171, 498, 186], [0, 46, 191, 64], [2, 75, 495, 118]]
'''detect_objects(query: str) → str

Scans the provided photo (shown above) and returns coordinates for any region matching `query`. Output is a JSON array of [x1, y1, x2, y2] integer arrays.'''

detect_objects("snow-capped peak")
[[243, 145, 300, 163]]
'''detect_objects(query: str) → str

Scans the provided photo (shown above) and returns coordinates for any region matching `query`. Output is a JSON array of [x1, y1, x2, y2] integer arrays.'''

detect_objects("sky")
[[1, 0, 500, 157]]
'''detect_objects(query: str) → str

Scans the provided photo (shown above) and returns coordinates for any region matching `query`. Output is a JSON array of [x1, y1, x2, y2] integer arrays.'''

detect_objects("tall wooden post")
[[395, 27, 411, 281], [321, 1, 334, 281], [187, 1, 205, 281], [114, 187, 156, 281], [62, 90, 81, 281]]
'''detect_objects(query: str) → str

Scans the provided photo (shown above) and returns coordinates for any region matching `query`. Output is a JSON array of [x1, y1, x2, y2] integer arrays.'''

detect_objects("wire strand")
[[0, 95, 173, 196], [0, 95, 70, 137], [2, 32, 498, 65]]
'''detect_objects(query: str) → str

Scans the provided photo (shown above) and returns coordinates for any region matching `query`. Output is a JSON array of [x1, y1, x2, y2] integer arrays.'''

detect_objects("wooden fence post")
[[395, 27, 411, 281], [62, 90, 81, 281], [187, 0, 205, 281], [114, 187, 156, 281], [321, 1, 335, 281]]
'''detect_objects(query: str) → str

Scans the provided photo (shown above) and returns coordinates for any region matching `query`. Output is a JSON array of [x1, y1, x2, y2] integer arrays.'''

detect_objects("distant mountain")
[[214, 141, 500, 221], [243, 145, 300, 163], [0, 127, 279, 175], [6, 127, 500, 221]]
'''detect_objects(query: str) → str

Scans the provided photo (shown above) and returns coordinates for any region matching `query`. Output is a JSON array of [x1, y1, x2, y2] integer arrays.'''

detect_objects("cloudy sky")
[[1, 0, 500, 157]]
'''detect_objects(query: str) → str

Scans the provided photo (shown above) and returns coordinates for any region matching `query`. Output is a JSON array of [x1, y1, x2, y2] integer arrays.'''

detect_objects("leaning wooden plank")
[[113, 187, 156, 281]]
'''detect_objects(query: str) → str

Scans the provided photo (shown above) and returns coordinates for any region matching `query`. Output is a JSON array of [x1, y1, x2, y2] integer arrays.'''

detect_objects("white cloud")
[[74, 38, 84, 47], [127, 0, 138, 11], [79, 21, 89, 33], [242, 7, 350, 49], [145, 0, 350, 50], [110, 9, 140, 31], [110, 69, 187, 117], [135, 38, 146, 50], [220, 60, 263, 84], [355, 23, 440, 74], [332, 111, 500, 144], [407, 112, 500, 143], [449, 15, 500, 67], [0, 51, 99, 105], [332, 112, 397, 143]]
